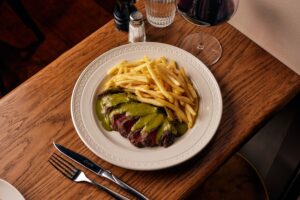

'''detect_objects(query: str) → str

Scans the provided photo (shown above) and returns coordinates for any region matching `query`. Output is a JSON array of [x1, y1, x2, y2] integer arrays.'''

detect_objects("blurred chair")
[[0, 0, 44, 96], [240, 94, 300, 200], [188, 154, 269, 200], [1, 0, 44, 42]]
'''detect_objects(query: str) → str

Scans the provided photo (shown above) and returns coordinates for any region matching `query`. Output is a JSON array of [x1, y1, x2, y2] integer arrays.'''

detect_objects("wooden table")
[[0, 3, 299, 200]]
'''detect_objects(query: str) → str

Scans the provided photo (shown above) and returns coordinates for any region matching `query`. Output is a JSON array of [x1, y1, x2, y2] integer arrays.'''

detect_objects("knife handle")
[[101, 170, 149, 200], [91, 180, 129, 200]]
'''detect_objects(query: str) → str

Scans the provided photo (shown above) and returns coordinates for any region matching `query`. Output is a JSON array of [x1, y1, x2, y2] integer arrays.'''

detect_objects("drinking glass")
[[177, 0, 239, 66], [145, 0, 176, 28]]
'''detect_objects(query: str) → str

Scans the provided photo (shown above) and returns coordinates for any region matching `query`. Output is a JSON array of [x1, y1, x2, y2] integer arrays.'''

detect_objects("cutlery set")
[[49, 143, 148, 200]]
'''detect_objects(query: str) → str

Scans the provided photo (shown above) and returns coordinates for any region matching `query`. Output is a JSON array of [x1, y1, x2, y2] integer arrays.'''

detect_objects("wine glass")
[[177, 0, 239, 66]]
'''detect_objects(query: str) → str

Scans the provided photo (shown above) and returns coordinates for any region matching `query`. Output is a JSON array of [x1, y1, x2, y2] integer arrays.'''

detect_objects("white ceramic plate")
[[0, 179, 25, 200], [71, 42, 222, 170]]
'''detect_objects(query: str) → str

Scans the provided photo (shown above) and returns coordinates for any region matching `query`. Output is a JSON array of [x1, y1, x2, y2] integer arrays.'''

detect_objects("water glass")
[[145, 0, 176, 28]]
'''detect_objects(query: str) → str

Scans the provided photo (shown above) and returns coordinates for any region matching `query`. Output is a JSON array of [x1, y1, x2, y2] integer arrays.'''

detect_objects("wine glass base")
[[180, 32, 222, 66]]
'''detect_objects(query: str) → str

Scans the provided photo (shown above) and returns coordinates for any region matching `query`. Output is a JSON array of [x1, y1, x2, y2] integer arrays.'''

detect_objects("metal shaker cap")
[[130, 11, 143, 25]]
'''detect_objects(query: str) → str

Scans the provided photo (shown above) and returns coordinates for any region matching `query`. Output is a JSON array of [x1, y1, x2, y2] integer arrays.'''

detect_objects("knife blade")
[[53, 142, 148, 200]]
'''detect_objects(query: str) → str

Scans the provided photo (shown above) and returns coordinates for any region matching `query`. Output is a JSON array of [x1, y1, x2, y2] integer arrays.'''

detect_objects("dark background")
[[0, 0, 116, 97]]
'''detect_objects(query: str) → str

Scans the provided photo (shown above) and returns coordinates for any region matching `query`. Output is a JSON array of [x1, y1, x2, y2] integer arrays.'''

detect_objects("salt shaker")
[[128, 11, 146, 43]]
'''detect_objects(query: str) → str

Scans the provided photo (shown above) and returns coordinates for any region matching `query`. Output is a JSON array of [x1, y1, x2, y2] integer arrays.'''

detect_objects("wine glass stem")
[[197, 43, 204, 50]]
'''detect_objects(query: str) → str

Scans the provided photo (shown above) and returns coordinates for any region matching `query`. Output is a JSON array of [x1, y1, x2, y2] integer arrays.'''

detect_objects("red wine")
[[177, 0, 236, 26]]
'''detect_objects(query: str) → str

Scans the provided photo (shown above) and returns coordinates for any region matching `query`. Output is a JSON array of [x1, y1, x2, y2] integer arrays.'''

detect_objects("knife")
[[53, 142, 149, 200]]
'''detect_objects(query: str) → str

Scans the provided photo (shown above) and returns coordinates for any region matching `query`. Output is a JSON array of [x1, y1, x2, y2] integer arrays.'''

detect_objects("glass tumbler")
[[145, 0, 176, 28]]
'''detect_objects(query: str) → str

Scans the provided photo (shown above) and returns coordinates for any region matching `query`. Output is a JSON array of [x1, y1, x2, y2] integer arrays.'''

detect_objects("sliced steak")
[[128, 131, 144, 148], [111, 114, 126, 131], [118, 117, 139, 138], [142, 130, 158, 147], [160, 131, 175, 147]]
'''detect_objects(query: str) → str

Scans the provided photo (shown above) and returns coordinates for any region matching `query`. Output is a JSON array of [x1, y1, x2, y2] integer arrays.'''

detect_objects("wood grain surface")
[[0, 2, 299, 200]]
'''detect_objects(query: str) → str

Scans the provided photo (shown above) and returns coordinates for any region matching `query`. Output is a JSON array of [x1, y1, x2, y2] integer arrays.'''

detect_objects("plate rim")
[[0, 179, 25, 200], [71, 42, 223, 170]]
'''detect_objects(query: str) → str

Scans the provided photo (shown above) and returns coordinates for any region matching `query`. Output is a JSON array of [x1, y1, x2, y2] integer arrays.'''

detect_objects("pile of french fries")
[[104, 56, 199, 128]]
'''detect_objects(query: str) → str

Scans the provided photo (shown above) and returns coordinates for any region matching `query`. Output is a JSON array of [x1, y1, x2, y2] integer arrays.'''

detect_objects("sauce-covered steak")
[[96, 90, 187, 148]]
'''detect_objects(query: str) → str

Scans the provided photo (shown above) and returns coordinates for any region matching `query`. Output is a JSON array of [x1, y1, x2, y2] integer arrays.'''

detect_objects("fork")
[[49, 153, 129, 200]]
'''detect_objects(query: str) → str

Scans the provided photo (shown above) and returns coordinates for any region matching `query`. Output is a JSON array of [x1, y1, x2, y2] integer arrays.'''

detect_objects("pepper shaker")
[[113, 0, 137, 31]]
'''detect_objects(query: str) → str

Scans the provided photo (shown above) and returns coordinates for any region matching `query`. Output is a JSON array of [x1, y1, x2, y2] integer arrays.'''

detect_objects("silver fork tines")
[[49, 153, 129, 200], [49, 153, 79, 180]]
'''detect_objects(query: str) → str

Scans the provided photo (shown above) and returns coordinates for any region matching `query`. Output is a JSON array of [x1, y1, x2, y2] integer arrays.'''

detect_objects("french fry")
[[185, 104, 196, 116], [112, 74, 149, 83], [156, 67, 185, 93], [180, 101, 185, 106], [171, 93, 195, 105], [146, 62, 173, 102], [169, 76, 181, 86], [107, 60, 126, 75], [114, 80, 145, 85], [180, 67, 196, 99], [136, 96, 164, 107], [135, 90, 143, 98], [187, 83, 197, 99], [117, 66, 124, 74], [160, 65, 185, 86], [133, 86, 165, 99], [143, 56, 150, 62], [174, 99, 179, 109], [104, 56, 199, 128], [169, 59, 177, 68], [159, 56, 167, 64], [125, 60, 145, 68], [156, 98, 188, 123], [164, 107, 175, 120], [131, 63, 148, 72]]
